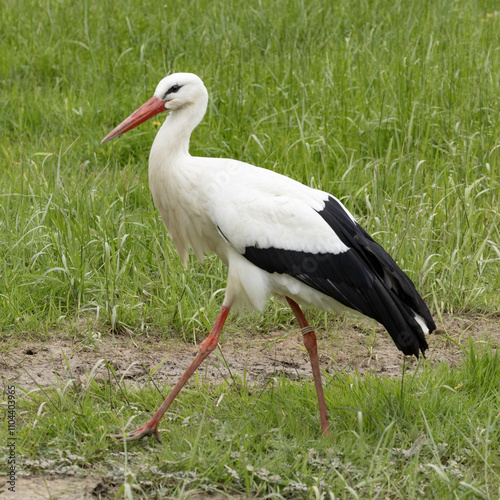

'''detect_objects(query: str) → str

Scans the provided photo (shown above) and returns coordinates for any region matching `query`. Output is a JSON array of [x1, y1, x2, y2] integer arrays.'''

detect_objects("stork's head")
[[155, 73, 208, 111], [101, 73, 208, 143]]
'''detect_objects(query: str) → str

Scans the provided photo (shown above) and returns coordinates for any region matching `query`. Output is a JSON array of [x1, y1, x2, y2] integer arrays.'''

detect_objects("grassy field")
[[1, 0, 500, 498]]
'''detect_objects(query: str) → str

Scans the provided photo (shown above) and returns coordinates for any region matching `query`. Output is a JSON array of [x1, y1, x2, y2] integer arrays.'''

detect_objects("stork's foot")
[[108, 423, 161, 443]]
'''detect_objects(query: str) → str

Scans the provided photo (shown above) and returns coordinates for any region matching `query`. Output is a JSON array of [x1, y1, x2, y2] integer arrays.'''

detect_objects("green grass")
[[1, 0, 499, 334], [1, 0, 500, 497], [4, 342, 500, 498]]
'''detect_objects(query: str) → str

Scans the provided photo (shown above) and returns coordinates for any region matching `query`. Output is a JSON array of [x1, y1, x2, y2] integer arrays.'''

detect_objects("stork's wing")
[[212, 182, 434, 356]]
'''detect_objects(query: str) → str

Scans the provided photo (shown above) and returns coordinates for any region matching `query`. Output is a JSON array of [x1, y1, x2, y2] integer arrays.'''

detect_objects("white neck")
[[151, 100, 207, 160]]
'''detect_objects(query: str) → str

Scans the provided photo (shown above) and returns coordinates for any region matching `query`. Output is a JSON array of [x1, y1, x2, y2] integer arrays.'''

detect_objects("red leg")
[[109, 305, 231, 442], [286, 297, 330, 435]]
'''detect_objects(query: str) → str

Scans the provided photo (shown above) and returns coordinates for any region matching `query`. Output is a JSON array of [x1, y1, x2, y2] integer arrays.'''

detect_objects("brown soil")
[[1, 475, 239, 500], [1, 314, 499, 392]]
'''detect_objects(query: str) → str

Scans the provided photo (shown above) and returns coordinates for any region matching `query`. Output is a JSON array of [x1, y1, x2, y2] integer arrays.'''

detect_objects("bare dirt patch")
[[0, 475, 104, 500], [0, 475, 239, 500], [1, 314, 498, 392]]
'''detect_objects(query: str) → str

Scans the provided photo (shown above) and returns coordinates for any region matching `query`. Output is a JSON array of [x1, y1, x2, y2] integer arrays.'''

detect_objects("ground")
[[3, 314, 499, 391], [1, 313, 499, 499]]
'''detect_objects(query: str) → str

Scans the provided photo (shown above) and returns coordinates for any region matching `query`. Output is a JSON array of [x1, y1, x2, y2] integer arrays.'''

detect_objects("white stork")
[[102, 73, 435, 442]]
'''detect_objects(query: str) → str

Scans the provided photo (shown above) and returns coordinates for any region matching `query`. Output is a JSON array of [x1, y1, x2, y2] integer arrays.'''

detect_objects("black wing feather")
[[243, 196, 435, 357]]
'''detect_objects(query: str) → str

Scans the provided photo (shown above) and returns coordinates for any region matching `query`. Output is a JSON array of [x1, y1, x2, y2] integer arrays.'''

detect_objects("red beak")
[[101, 96, 167, 144]]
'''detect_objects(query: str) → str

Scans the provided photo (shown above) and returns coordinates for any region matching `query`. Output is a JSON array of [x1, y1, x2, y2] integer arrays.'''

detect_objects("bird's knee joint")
[[199, 337, 218, 356]]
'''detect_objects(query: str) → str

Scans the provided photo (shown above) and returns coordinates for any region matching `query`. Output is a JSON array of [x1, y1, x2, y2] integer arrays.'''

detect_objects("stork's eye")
[[164, 84, 181, 99]]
